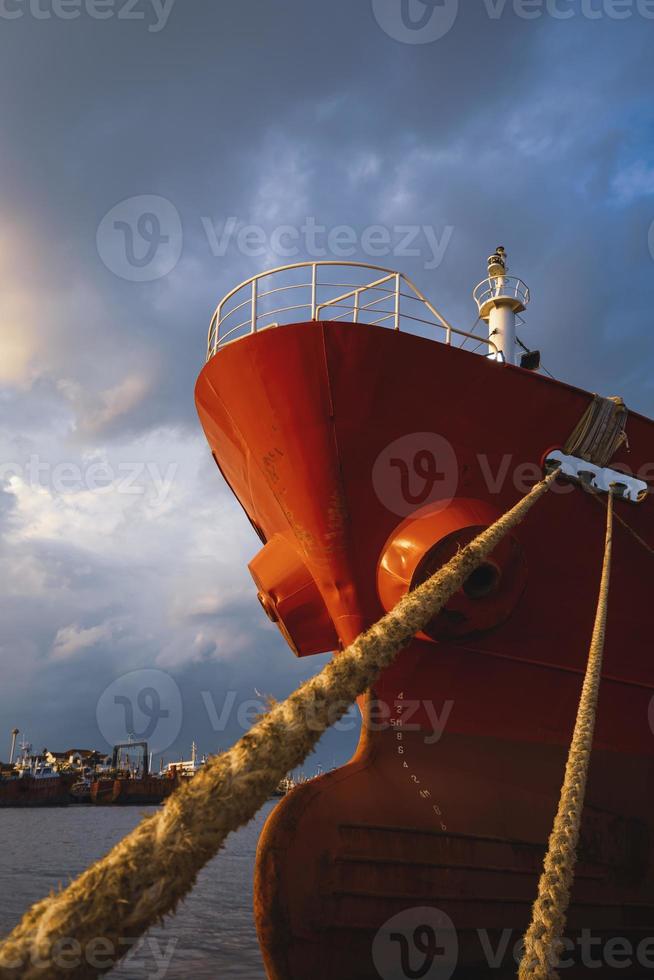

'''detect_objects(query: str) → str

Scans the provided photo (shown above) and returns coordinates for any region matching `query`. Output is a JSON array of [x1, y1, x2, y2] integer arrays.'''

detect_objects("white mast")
[[473, 246, 530, 365]]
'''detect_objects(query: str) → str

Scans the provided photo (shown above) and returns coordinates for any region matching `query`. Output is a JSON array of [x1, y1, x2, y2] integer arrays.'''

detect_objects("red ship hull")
[[89, 776, 175, 806], [196, 321, 654, 978], [0, 774, 74, 807]]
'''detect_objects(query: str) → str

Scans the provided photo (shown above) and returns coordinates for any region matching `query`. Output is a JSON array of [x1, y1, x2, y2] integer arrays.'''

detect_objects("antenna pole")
[[9, 728, 19, 766], [473, 246, 530, 365]]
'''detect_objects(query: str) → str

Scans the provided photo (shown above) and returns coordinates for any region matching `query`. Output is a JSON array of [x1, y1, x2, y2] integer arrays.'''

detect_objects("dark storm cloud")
[[1, 0, 653, 757], [2, 1, 651, 431]]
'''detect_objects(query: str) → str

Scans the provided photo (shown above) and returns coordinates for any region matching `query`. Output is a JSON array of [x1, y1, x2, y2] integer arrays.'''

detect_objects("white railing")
[[473, 275, 530, 315], [207, 261, 500, 360]]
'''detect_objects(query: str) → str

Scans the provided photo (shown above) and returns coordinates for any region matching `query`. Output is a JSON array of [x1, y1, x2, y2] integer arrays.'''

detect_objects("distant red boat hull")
[[89, 776, 175, 806], [196, 321, 654, 978], [0, 774, 74, 807]]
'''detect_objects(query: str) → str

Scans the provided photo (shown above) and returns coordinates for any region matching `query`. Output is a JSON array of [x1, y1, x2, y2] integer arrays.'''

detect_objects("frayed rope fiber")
[[0, 472, 558, 979], [519, 491, 614, 980]]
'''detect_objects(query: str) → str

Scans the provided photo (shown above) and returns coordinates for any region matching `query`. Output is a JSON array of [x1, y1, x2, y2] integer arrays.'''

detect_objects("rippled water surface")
[[0, 802, 277, 978]]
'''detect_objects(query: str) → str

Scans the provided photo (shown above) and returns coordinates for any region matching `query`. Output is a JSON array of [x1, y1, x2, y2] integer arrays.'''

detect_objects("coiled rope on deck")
[[563, 395, 628, 467], [519, 491, 614, 980], [0, 471, 558, 980]]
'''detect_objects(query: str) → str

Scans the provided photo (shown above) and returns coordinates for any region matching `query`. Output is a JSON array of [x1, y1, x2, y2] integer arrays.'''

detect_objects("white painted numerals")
[[395, 692, 447, 832]]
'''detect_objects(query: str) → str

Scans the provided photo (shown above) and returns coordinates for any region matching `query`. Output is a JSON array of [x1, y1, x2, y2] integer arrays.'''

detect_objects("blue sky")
[[1, 0, 653, 767]]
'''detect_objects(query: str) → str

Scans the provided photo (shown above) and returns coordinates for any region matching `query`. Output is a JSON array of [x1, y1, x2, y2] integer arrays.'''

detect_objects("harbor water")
[[0, 801, 277, 978]]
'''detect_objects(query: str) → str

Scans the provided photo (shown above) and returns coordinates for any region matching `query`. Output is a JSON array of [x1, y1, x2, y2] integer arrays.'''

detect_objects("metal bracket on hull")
[[544, 449, 648, 503]]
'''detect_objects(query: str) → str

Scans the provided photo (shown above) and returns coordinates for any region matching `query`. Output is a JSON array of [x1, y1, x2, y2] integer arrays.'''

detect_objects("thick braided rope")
[[519, 491, 614, 980], [0, 471, 557, 980]]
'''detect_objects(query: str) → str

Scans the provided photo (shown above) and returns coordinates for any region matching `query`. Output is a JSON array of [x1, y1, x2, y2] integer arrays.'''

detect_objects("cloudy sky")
[[1, 0, 653, 768]]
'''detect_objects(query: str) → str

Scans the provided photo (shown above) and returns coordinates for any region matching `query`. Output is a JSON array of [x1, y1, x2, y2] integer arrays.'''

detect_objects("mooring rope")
[[0, 470, 558, 979], [518, 490, 614, 980], [590, 487, 654, 559]]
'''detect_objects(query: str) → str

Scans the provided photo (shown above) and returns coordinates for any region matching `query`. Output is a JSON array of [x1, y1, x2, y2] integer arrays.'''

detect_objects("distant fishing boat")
[[88, 740, 176, 806], [0, 737, 74, 808]]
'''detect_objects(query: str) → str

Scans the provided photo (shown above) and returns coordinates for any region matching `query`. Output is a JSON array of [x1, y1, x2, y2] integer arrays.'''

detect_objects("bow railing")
[[207, 261, 500, 360]]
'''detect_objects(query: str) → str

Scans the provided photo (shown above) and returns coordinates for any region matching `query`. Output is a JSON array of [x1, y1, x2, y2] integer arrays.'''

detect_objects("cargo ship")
[[195, 252, 654, 978]]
